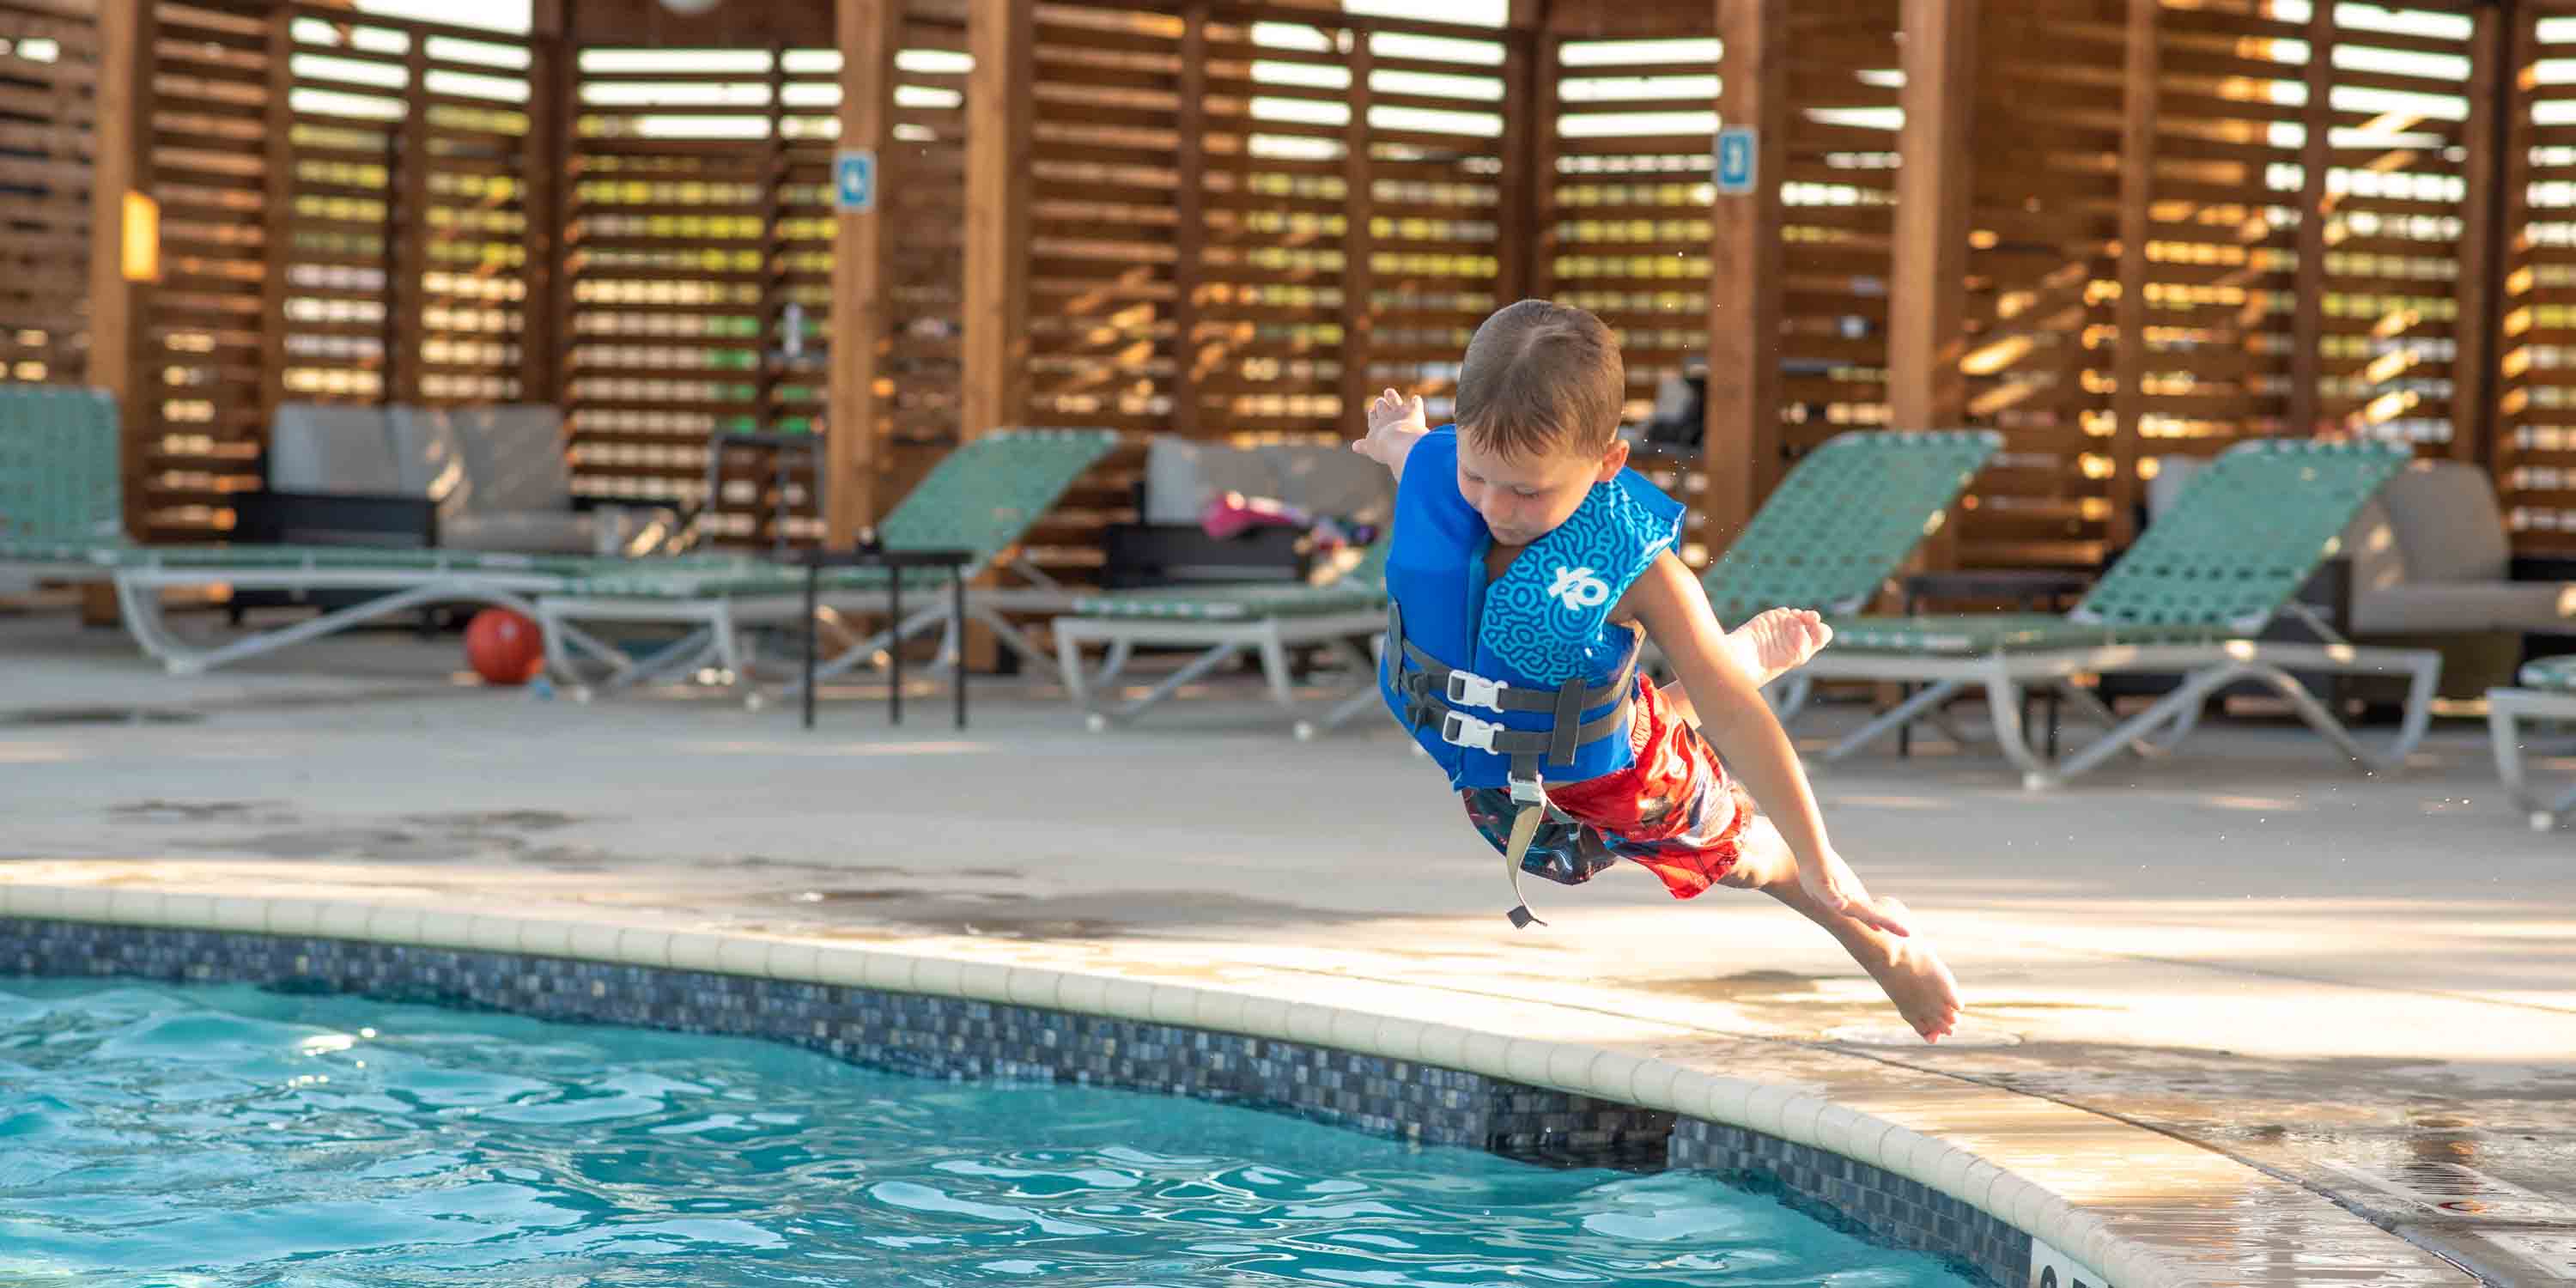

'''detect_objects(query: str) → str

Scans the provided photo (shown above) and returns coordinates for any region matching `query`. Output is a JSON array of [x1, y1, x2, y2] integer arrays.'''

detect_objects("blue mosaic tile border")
[[1674, 1118, 2029, 1286], [0, 917, 2017, 1285]]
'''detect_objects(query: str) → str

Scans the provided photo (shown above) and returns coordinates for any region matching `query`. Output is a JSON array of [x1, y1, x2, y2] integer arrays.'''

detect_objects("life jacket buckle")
[[1440, 710, 1504, 752], [1443, 670, 1510, 711], [1509, 775, 1546, 806]]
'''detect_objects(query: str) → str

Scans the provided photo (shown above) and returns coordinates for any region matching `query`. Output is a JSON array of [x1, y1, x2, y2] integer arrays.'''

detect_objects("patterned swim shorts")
[[1457, 677, 1755, 900]]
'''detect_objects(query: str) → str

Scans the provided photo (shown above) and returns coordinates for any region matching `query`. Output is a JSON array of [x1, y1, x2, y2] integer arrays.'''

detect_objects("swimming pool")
[[1, 979, 1978, 1286]]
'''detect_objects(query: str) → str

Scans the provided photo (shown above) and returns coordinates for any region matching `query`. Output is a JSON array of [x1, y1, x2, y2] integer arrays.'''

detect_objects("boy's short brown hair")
[[1454, 299, 1626, 462]]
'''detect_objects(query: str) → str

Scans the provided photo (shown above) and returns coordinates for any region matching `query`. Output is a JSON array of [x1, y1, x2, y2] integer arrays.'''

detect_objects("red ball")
[[463, 607, 545, 686]]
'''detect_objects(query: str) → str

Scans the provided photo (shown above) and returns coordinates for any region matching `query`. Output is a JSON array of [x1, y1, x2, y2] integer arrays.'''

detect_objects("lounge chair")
[[0, 385, 655, 675], [1051, 540, 1389, 733], [2486, 656, 2576, 831], [529, 428, 1119, 699], [1797, 438, 2442, 789]]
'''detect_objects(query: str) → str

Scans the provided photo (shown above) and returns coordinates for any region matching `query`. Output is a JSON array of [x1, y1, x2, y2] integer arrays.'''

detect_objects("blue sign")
[[834, 149, 877, 214], [1715, 126, 1757, 196]]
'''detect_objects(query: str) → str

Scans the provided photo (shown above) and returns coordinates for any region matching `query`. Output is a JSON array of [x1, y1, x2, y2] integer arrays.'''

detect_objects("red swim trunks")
[[1457, 677, 1755, 900]]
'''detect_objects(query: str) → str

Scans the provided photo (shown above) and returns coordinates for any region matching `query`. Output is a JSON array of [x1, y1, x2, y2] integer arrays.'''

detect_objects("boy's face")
[[1455, 430, 1631, 548]]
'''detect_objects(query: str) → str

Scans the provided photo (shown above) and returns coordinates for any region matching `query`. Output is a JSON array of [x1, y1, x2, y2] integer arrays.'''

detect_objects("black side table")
[[1896, 568, 2094, 757], [786, 546, 975, 731]]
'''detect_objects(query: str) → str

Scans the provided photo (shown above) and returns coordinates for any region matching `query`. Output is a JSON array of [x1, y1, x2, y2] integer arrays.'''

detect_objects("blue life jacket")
[[1377, 428, 1686, 793]]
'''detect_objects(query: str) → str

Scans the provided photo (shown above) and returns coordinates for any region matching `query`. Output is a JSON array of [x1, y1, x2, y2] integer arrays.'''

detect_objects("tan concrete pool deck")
[[3, 611, 2573, 1285]]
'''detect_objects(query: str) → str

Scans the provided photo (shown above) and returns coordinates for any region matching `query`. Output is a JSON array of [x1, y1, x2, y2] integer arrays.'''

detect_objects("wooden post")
[[2286, 0, 2336, 440], [1889, 0, 1973, 434], [961, 0, 1035, 440], [2452, 2, 2510, 469], [519, 0, 569, 406], [1703, 0, 1784, 557], [759, 42, 789, 456], [258, 7, 296, 431], [2107, 0, 2159, 550], [392, 39, 433, 406], [1890, 0, 1975, 572], [1495, 0, 1549, 306], [1528, 30, 1559, 301], [1172, 3, 1207, 438], [827, 0, 902, 544], [1339, 30, 1376, 434], [85, 0, 152, 623]]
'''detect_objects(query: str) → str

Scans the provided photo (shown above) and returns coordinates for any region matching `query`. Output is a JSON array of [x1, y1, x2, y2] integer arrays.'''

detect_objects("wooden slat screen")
[[0, 0, 96, 392], [1544, 30, 1717, 431], [1340, 19, 1508, 429], [408, 21, 535, 407], [565, 45, 778, 526], [1022, 4, 1181, 440], [145, 1, 272, 539], [1777, 5, 1899, 453], [2306, 3, 2475, 454], [33, 0, 2576, 569], [2502, 3, 2576, 551], [270, 9, 403, 410], [562, 10, 965, 548], [1959, 0, 2124, 568]]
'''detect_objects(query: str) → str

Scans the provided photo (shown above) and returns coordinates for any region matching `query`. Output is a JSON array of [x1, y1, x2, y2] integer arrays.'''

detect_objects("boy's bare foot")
[[1733, 607, 1833, 687], [1854, 898, 1962, 1043]]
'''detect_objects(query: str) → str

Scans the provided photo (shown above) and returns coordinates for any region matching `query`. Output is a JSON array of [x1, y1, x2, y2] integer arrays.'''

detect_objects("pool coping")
[[0, 882, 2479, 1288]]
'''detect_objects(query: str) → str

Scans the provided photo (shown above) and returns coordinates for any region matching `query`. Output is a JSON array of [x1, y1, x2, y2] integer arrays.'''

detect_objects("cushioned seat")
[[390, 406, 677, 557], [2345, 459, 2576, 635]]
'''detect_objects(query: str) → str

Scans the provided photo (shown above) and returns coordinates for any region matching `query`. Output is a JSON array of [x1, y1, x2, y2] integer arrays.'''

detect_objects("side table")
[[785, 546, 975, 731]]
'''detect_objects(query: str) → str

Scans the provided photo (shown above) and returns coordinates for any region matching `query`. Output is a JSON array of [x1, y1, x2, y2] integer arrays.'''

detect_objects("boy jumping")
[[1352, 300, 1961, 1043]]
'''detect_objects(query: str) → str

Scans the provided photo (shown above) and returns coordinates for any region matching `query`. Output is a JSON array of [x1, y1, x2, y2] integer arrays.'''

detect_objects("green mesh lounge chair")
[[2485, 656, 2576, 831], [1799, 438, 2442, 789], [531, 428, 1120, 698], [1050, 538, 1389, 735], [1649, 428, 2003, 719], [0, 386, 653, 675]]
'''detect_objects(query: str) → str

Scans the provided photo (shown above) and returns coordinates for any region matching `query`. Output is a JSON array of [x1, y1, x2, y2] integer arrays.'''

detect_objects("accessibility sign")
[[1715, 126, 1757, 196], [834, 149, 877, 214]]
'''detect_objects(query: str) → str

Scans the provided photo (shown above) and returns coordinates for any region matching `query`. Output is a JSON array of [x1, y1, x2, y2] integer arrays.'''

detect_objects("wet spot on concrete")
[[5, 707, 203, 727], [1648, 969, 1823, 1000], [722, 855, 876, 871], [400, 809, 582, 832], [522, 844, 617, 873], [773, 888, 1373, 940], [790, 888, 1031, 905], [109, 799, 293, 823], [191, 828, 485, 864]]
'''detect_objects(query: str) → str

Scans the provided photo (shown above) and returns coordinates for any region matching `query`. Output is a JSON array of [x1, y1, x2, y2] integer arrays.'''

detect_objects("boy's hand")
[[1799, 844, 1914, 938], [1352, 387, 1430, 477]]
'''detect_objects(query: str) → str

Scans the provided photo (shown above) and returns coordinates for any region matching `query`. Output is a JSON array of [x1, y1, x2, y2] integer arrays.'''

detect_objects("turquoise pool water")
[[0, 979, 1975, 1287]]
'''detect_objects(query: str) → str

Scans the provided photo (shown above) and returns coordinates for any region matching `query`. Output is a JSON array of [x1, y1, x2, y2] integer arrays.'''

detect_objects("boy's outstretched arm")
[[1623, 551, 1913, 938], [1350, 388, 1431, 481]]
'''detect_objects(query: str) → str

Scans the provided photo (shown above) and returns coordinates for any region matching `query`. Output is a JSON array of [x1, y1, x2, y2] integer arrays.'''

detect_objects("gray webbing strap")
[[1502, 799, 1549, 929], [1546, 681, 1583, 766], [1394, 638, 1627, 714], [1438, 704, 1629, 759]]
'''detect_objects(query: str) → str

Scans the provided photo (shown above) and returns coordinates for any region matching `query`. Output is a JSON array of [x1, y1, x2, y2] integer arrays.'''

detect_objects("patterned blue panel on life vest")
[[1479, 479, 1676, 684]]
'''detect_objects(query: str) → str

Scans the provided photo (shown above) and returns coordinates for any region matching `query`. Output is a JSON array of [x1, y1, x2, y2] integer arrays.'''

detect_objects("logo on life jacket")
[[1546, 565, 1612, 611]]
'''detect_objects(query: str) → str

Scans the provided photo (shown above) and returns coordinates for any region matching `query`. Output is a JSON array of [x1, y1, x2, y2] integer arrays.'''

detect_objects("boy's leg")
[[1717, 816, 1962, 1042]]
